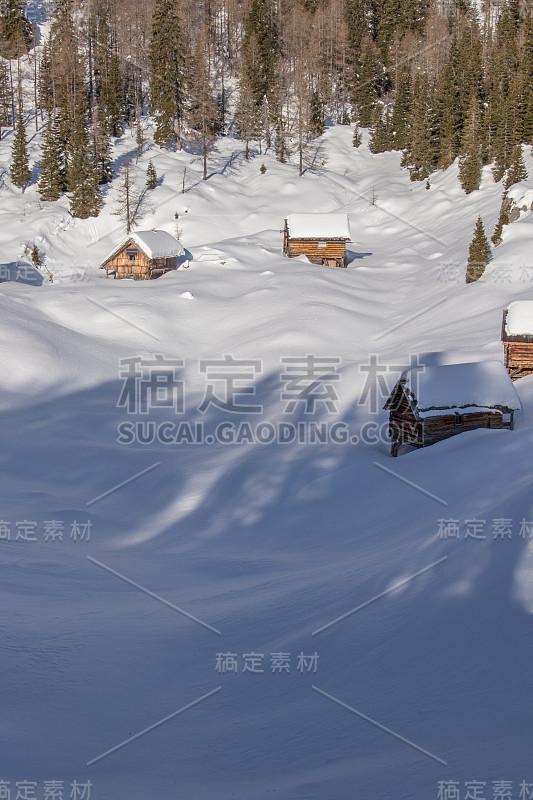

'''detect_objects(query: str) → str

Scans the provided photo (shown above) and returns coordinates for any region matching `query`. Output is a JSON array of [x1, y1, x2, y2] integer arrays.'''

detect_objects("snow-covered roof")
[[286, 214, 351, 240], [398, 361, 521, 417], [504, 301, 533, 336], [102, 230, 185, 264]]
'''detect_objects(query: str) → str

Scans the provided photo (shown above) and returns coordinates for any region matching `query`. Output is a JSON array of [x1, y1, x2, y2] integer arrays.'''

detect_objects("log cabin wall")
[[501, 309, 533, 378], [503, 341, 533, 378], [286, 239, 347, 267], [104, 244, 177, 280], [106, 243, 151, 279], [421, 411, 506, 447]]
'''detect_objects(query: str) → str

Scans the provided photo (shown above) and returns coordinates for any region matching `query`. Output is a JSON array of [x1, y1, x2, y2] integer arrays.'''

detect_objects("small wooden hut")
[[100, 230, 185, 280], [283, 214, 351, 268], [502, 301, 533, 379], [384, 361, 520, 456]]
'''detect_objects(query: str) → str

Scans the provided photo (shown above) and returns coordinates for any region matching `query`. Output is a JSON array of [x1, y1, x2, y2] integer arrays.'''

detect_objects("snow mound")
[[505, 300, 533, 335], [402, 360, 521, 414]]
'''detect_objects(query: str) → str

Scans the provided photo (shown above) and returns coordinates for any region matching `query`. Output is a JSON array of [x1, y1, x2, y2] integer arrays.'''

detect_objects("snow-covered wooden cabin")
[[384, 361, 520, 457], [502, 301, 533, 379], [283, 214, 351, 268], [100, 230, 185, 280]]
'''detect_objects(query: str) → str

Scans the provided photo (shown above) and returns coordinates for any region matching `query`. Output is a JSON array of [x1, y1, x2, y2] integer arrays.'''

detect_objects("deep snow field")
[[2, 63, 533, 800]]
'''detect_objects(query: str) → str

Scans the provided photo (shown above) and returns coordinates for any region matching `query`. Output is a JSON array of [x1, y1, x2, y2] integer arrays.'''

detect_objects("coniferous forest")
[[0, 0, 532, 217]]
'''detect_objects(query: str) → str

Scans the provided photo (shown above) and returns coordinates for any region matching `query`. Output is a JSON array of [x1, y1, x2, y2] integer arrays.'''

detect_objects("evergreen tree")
[[146, 159, 157, 189], [390, 68, 411, 151], [0, 61, 11, 136], [92, 108, 113, 185], [458, 97, 483, 194], [149, 0, 185, 148], [68, 104, 101, 218], [352, 122, 361, 148], [0, 0, 33, 58], [10, 107, 31, 192], [94, 13, 126, 138], [491, 193, 511, 246], [38, 115, 65, 200], [242, 0, 277, 109], [504, 143, 527, 189], [466, 216, 491, 283], [30, 244, 41, 266], [401, 74, 437, 181], [309, 90, 325, 138], [352, 36, 384, 127], [369, 107, 392, 153]]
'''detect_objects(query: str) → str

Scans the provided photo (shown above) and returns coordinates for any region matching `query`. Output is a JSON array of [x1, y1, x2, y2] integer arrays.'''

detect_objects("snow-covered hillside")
[[2, 116, 533, 800]]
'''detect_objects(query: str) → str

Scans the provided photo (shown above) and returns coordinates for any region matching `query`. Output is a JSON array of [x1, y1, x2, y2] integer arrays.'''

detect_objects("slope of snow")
[[2, 113, 533, 800]]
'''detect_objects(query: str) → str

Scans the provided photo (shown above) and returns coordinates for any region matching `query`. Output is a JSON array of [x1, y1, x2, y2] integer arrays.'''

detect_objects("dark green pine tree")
[[490, 78, 523, 183], [401, 74, 437, 181], [10, 107, 31, 192], [0, 61, 11, 135], [146, 159, 157, 189], [521, 12, 533, 143], [0, 0, 33, 58], [68, 104, 101, 218], [344, 0, 369, 51], [352, 122, 362, 148], [352, 35, 384, 128], [369, 107, 392, 153], [458, 97, 484, 194], [149, 0, 185, 148], [491, 193, 511, 246], [309, 90, 325, 138], [92, 107, 113, 185], [94, 14, 126, 138], [390, 68, 411, 151], [466, 216, 491, 283], [504, 143, 528, 189], [434, 24, 484, 170], [241, 0, 277, 138], [38, 115, 66, 200]]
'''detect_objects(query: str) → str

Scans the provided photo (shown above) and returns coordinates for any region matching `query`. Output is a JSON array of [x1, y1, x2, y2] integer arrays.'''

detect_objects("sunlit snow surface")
[[2, 109, 533, 800]]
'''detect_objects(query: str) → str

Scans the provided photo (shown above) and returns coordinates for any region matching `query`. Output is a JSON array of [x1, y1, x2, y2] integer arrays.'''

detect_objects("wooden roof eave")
[[384, 381, 421, 419]]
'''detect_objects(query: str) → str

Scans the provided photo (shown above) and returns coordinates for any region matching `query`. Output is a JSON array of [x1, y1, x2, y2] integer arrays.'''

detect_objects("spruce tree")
[[68, 104, 101, 218], [390, 68, 411, 151], [352, 122, 361, 148], [466, 216, 491, 283], [10, 108, 31, 192], [149, 0, 185, 148], [352, 36, 384, 127], [309, 90, 325, 138], [242, 0, 277, 109], [0, 0, 33, 58], [38, 115, 65, 201], [458, 97, 483, 194], [504, 143, 527, 189], [369, 108, 392, 153], [146, 159, 157, 189], [401, 74, 437, 181], [491, 193, 511, 246]]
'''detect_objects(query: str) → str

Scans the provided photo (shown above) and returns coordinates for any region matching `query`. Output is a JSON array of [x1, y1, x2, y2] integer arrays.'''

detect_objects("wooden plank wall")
[[287, 239, 346, 267], [504, 341, 533, 378]]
